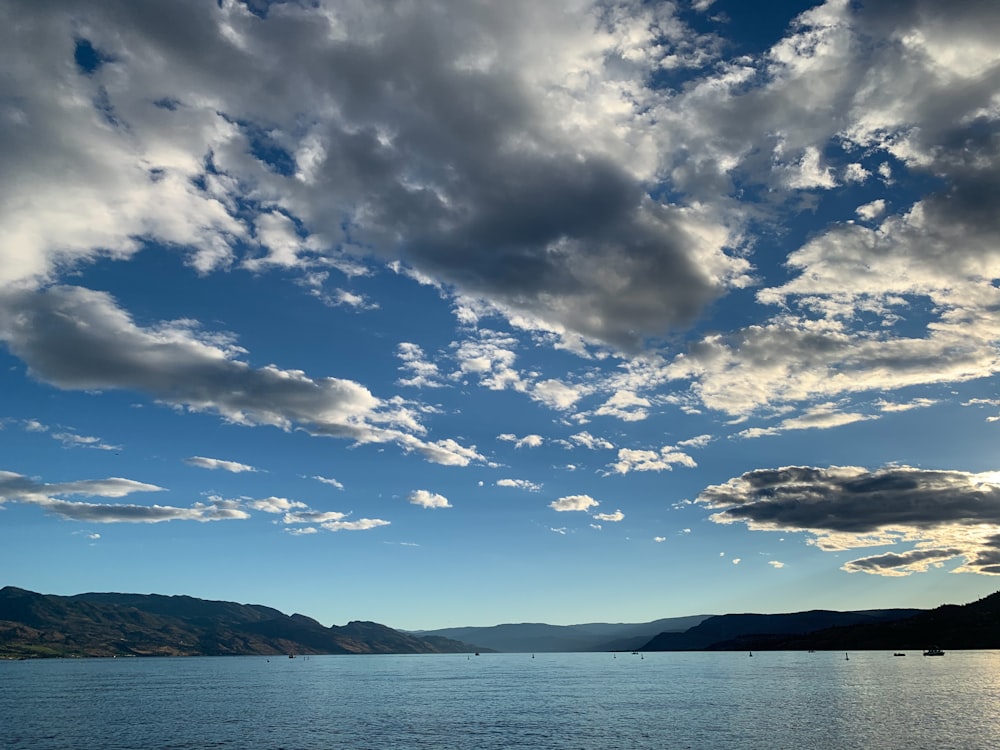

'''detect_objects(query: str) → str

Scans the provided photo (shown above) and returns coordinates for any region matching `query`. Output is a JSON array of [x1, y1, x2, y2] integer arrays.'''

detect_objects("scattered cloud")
[[408, 490, 452, 509], [568, 431, 615, 450], [593, 509, 625, 522], [608, 446, 697, 474], [549, 494, 599, 512], [311, 475, 345, 490], [52, 432, 120, 451], [496, 479, 542, 492], [247, 497, 308, 514], [186, 456, 259, 473], [738, 403, 878, 439], [498, 433, 544, 449]]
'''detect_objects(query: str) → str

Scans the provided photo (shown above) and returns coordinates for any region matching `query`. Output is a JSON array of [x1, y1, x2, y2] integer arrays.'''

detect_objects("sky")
[[1, 0, 1000, 631]]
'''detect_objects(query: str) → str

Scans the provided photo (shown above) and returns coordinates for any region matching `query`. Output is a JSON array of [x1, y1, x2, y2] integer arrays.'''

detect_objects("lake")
[[2, 650, 998, 749]]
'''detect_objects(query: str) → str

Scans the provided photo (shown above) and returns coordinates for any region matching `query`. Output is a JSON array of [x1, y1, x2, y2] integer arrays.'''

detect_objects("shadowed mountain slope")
[[0, 586, 476, 658], [642, 609, 923, 651], [709, 591, 1000, 651]]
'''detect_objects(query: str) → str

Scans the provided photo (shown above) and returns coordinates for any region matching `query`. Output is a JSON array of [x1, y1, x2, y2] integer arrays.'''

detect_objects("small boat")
[[923, 647, 945, 656], [288, 653, 295, 659], [893, 653, 906, 656]]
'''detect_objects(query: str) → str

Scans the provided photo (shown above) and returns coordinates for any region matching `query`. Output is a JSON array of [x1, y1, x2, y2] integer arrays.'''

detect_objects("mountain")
[[641, 608, 923, 651], [715, 591, 1000, 651], [0, 587, 477, 658], [414, 615, 712, 653]]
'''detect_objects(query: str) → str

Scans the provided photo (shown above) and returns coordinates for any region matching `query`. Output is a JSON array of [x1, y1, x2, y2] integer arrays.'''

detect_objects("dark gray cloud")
[[0, 285, 483, 465], [0, 0, 745, 350], [0, 470, 234, 523], [35, 497, 249, 524], [698, 465, 1000, 575], [699, 465, 1000, 532], [0, 470, 164, 504]]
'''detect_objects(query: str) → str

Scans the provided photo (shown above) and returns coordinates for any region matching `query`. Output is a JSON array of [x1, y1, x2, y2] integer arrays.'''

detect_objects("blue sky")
[[2, 0, 1000, 630]]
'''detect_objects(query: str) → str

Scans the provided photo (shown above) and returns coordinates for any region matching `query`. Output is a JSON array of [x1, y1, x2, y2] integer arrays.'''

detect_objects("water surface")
[[2, 650, 997, 749]]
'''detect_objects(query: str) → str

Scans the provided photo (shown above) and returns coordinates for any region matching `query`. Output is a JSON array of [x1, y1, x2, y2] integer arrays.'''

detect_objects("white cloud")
[[654, 536, 666, 543], [593, 509, 625, 522], [531, 379, 588, 411], [496, 479, 542, 492], [569, 431, 615, 450], [396, 343, 444, 388], [186, 456, 258, 473], [247, 497, 307, 514], [550, 494, 599, 512], [52, 432, 121, 451], [321, 518, 391, 532], [499, 433, 543, 449], [408, 490, 452, 509], [769, 560, 785, 569], [285, 527, 319, 536], [312, 475, 345, 489], [738, 403, 878, 439], [593, 390, 651, 422], [855, 199, 886, 221], [608, 446, 697, 474]]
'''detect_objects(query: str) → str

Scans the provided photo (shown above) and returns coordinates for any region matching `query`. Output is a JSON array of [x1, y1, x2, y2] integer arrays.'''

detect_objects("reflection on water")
[[2, 650, 998, 749]]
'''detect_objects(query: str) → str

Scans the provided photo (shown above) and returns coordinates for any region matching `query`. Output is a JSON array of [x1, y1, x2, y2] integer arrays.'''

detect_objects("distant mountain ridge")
[[414, 615, 712, 653], [641, 609, 924, 651], [5, 585, 997, 658], [0, 586, 477, 658]]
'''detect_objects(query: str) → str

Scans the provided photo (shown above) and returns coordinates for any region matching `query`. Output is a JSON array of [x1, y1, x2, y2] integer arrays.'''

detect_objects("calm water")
[[2, 650, 998, 749]]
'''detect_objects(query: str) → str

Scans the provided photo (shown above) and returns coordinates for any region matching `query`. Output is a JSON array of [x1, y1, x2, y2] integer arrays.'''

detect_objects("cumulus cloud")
[[608, 446, 697, 474], [498, 433, 544, 449], [698, 465, 1000, 575], [186, 456, 259, 473], [408, 490, 452, 509], [550, 494, 599, 512], [568, 431, 615, 450], [396, 343, 444, 389], [0, 0, 754, 353]]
